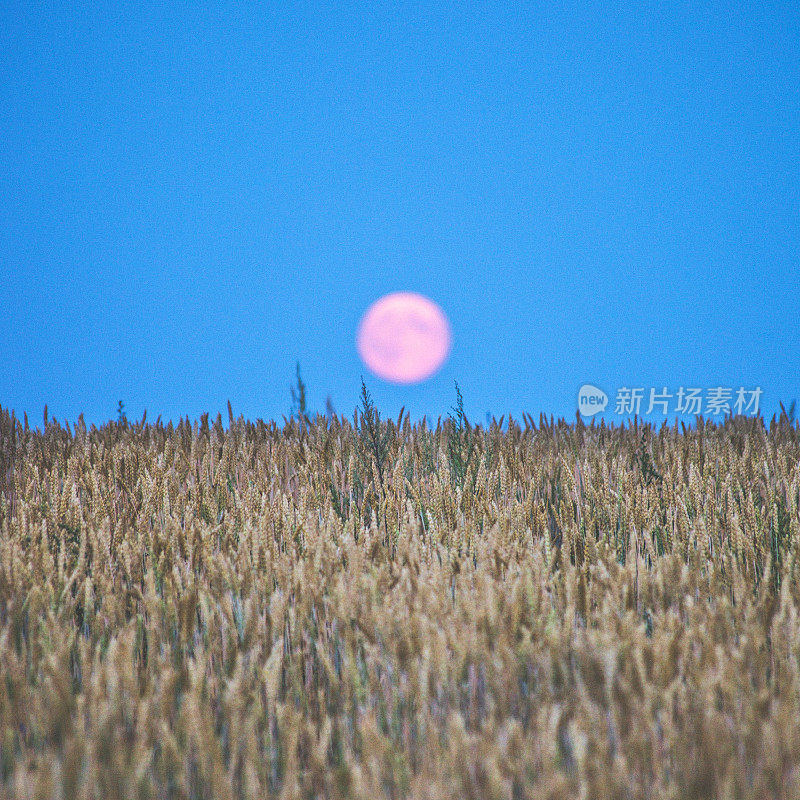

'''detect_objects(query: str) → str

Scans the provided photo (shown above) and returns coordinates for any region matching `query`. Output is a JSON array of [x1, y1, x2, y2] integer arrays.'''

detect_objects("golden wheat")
[[0, 406, 799, 799]]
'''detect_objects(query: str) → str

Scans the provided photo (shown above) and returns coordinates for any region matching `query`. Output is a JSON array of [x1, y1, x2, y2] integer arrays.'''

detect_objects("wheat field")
[[0, 399, 799, 800]]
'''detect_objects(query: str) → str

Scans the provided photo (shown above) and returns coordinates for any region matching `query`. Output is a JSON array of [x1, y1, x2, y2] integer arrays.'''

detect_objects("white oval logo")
[[578, 384, 608, 416]]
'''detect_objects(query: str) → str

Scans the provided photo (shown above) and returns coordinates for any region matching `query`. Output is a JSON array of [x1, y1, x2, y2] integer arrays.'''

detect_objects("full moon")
[[357, 292, 452, 384]]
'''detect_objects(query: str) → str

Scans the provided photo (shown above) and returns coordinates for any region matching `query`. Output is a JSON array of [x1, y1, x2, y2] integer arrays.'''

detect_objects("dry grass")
[[0, 402, 799, 799]]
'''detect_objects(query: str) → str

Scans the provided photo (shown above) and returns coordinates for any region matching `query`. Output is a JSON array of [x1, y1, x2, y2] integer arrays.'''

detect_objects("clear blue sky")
[[2, 2, 798, 429]]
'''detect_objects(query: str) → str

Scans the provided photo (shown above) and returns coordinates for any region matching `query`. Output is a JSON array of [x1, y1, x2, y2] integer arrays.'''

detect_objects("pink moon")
[[357, 292, 452, 384]]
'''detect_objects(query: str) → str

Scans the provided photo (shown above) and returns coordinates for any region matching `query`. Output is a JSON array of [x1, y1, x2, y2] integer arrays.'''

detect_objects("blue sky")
[[1, 2, 798, 429]]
